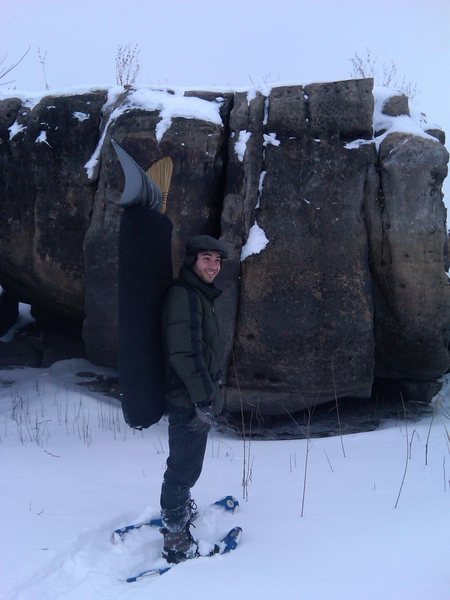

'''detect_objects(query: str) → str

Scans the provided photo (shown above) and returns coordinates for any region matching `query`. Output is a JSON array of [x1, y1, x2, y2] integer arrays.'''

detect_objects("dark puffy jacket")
[[162, 265, 224, 414]]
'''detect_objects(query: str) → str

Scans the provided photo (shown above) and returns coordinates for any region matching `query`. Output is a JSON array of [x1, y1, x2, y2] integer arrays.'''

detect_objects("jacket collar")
[[178, 265, 222, 301]]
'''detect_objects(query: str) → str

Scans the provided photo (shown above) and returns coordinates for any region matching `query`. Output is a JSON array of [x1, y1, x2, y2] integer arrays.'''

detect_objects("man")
[[160, 234, 228, 563]]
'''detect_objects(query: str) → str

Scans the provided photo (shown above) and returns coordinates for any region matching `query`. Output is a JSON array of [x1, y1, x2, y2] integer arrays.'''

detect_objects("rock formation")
[[0, 91, 106, 317], [0, 79, 448, 414], [222, 80, 378, 413]]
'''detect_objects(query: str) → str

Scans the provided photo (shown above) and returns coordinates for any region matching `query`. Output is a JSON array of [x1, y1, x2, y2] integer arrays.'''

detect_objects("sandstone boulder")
[[223, 80, 378, 414], [366, 132, 450, 388], [0, 80, 448, 417], [0, 91, 107, 318]]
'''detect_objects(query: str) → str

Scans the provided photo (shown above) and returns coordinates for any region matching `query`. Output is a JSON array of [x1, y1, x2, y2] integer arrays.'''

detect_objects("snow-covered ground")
[[1, 356, 449, 600]]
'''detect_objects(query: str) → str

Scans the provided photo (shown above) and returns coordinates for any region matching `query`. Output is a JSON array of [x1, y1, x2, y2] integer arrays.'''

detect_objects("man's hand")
[[187, 404, 215, 435]]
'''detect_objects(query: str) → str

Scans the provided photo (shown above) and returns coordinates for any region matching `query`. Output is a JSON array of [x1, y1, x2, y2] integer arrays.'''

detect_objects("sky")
[[2, 0, 450, 197]]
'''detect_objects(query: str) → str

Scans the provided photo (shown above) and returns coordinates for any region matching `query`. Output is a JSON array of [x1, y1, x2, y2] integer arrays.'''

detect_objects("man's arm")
[[163, 285, 214, 405]]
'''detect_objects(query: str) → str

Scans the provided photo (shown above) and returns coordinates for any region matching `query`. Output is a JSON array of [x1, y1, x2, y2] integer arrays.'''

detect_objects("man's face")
[[192, 250, 222, 283]]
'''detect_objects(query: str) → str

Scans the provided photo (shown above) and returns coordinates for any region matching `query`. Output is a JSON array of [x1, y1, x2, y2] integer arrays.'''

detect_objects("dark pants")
[[160, 404, 208, 531]]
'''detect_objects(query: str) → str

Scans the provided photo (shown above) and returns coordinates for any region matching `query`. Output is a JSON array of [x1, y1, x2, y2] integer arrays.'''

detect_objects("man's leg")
[[160, 404, 208, 531]]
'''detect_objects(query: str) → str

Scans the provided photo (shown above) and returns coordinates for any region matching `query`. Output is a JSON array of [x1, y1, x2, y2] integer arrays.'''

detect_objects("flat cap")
[[185, 235, 229, 260]]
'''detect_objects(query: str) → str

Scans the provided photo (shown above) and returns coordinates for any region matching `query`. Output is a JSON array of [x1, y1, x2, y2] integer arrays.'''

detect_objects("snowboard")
[[111, 495, 239, 544], [112, 139, 174, 430], [126, 526, 242, 581], [118, 205, 173, 429]]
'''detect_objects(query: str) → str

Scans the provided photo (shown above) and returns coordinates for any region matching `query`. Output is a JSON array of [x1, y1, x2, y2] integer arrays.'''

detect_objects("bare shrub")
[[350, 48, 418, 101], [115, 43, 141, 87], [0, 47, 30, 86], [231, 352, 254, 501], [37, 47, 50, 90]]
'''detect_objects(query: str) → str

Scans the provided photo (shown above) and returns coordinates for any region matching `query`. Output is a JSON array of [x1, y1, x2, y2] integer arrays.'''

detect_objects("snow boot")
[[160, 498, 198, 530], [161, 523, 199, 564]]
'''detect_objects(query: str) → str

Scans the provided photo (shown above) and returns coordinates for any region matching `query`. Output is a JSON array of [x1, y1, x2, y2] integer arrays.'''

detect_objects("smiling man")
[[159, 234, 228, 564]]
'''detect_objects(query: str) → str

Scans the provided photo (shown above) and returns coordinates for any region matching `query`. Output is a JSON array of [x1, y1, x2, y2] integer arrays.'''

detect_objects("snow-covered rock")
[[0, 79, 448, 413]]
